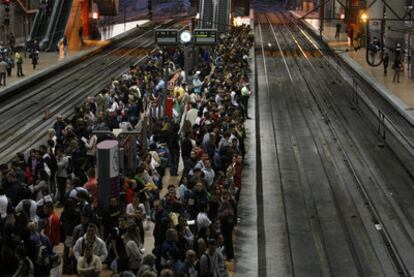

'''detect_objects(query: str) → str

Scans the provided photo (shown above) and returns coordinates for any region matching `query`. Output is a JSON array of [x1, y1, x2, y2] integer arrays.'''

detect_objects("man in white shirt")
[[196, 205, 211, 232], [15, 199, 39, 223], [69, 185, 89, 201], [0, 190, 8, 225], [77, 243, 103, 276], [202, 159, 215, 189], [126, 195, 146, 244], [240, 84, 252, 119], [73, 224, 107, 262]]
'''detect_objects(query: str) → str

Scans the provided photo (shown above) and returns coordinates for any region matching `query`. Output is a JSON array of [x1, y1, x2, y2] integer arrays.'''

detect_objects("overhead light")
[[340, 13, 345, 20], [233, 16, 242, 27], [361, 13, 368, 23], [92, 12, 99, 19]]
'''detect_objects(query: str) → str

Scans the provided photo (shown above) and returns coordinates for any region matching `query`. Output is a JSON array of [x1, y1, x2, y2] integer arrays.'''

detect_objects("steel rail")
[[0, 21, 185, 163], [270, 11, 368, 276], [281, 12, 410, 276], [257, 14, 295, 276]]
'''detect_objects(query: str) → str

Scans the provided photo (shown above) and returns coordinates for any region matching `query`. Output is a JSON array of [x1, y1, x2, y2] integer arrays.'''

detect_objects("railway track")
[[255, 7, 414, 276], [0, 20, 185, 163]]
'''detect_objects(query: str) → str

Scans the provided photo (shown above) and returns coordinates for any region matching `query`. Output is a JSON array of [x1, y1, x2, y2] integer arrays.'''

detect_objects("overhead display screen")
[[155, 29, 179, 46], [194, 29, 217, 45]]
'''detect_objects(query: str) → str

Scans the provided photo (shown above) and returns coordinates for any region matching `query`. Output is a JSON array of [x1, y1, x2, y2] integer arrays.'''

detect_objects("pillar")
[[384, 0, 405, 59], [96, 140, 119, 213], [81, 0, 90, 38], [365, 0, 383, 43], [324, 0, 333, 22]]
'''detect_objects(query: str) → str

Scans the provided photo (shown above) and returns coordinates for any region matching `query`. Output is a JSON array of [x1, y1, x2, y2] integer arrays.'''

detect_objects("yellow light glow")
[[233, 16, 242, 27], [361, 13, 368, 22], [340, 13, 345, 20], [92, 12, 99, 19]]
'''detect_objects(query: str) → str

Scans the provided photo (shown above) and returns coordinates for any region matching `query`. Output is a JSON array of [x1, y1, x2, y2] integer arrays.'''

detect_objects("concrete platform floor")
[[293, 11, 414, 109], [0, 50, 80, 91]]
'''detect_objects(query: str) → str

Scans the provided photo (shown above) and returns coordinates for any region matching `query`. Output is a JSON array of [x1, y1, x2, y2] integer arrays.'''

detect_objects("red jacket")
[[233, 161, 242, 189], [84, 177, 98, 208], [45, 212, 60, 246]]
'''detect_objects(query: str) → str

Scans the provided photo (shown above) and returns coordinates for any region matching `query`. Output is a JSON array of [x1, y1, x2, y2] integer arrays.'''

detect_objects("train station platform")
[[0, 15, 242, 276], [0, 50, 89, 91], [291, 11, 414, 119], [0, 19, 149, 93]]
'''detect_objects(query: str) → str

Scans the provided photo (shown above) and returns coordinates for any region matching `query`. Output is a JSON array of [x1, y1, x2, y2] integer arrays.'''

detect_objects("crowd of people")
[[0, 35, 18, 86], [0, 36, 41, 86], [0, 24, 253, 277]]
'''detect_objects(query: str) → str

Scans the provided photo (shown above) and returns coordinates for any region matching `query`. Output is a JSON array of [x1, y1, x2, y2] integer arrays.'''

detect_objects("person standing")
[[200, 238, 229, 277], [76, 244, 103, 277], [240, 83, 251, 119], [63, 36, 68, 56], [83, 168, 98, 209], [73, 224, 108, 262], [43, 203, 61, 247], [0, 58, 7, 86], [123, 222, 143, 274], [13, 246, 35, 277], [383, 52, 389, 76], [354, 31, 362, 51], [79, 25, 84, 46], [126, 194, 146, 244], [347, 25, 354, 46], [30, 48, 39, 70], [369, 40, 379, 64], [15, 50, 24, 77], [5, 53, 13, 77], [56, 148, 69, 205], [83, 131, 97, 170], [8, 32, 16, 52], [43, 203, 61, 277], [395, 43, 402, 61], [335, 23, 341, 40], [218, 192, 235, 261], [60, 199, 79, 275], [58, 38, 65, 59], [392, 58, 402, 83]]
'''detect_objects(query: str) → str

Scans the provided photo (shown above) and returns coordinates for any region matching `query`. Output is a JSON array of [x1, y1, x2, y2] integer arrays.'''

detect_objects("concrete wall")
[[0, 1, 38, 48]]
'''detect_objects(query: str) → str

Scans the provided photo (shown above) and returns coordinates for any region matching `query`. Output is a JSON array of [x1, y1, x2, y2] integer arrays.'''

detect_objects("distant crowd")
[[0, 24, 253, 277]]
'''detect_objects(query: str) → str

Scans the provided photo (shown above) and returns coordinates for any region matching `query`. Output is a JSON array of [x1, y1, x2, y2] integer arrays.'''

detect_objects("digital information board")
[[194, 29, 217, 45], [155, 29, 179, 46]]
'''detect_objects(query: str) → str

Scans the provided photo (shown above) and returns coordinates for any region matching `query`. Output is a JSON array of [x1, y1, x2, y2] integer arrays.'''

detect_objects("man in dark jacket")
[[3, 171, 23, 206], [53, 115, 66, 145], [186, 180, 209, 220], [180, 134, 193, 162], [168, 123, 180, 176], [152, 200, 170, 247]]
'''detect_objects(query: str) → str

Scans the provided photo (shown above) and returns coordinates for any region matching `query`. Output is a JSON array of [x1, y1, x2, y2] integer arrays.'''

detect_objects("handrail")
[[46, 0, 66, 50], [15, 0, 38, 15], [27, 9, 42, 42], [40, 0, 62, 50]]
